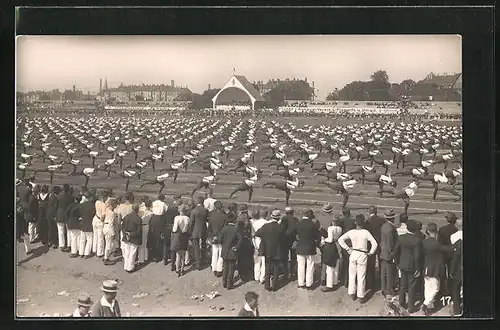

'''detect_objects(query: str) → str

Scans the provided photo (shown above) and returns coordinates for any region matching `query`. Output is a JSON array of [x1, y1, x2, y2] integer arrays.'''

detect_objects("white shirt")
[[204, 197, 217, 211], [450, 230, 462, 245], [72, 308, 89, 317], [243, 302, 257, 316], [397, 223, 408, 236], [100, 296, 116, 310], [338, 228, 378, 254], [251, 218, 268, 249], [172, 215, 190, 233], [152, 200, 168, 215]]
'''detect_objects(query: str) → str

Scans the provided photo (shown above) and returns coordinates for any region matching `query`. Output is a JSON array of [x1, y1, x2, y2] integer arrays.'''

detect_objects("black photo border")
[[2, 4, 496, 330]]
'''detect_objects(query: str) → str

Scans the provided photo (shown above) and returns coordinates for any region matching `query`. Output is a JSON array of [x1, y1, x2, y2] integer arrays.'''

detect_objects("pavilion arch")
[[212, 75, 265, 111]]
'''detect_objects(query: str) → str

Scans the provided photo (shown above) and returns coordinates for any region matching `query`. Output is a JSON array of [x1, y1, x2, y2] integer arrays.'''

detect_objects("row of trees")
[[326, 70, 417, 101]]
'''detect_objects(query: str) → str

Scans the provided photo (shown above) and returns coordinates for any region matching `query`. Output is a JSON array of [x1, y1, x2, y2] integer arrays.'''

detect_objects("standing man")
[[338, 214, 378, 303], [90, 280, 121, 317], [26, 185, 40, 243], [338, 207, 355, 288], [280, 206, 298, 280], [438, 212, 458, 296], [255, 209, 285, 292], [365, 205, 385, 292], [295, 209, 320, 290], [379, 209, 398, 297], [422, 222, 449, 315], [189, 196, 209, 271], [250, 209, 269, 284], [236, 204, 254, 282], [56, 184, 74, 252], [149, 194, 167, 263], [208, 200, 229, 277], [78, 192, 95, 258], [164, 195, 181, 268], [115, 192, 135, 257], [121, 204, 142, 273], [220, 214, 241, 289], [449, 234, 462, 316], [46, 186, 61, 249], [71, 293, 93, 317], [394, 219, 423, 313]]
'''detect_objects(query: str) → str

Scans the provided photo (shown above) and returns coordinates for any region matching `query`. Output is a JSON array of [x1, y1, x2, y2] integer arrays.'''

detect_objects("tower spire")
[[104, 77, 108, 90]]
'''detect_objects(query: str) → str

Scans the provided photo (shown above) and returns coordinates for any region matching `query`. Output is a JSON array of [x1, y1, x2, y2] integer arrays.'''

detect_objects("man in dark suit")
[[121, 204, 143, 273], [295, 209, 320, 289], [208, 201, 229, 277], [220, 215, 242, 289], [437, 211, 458, 295], [449, 237, 462, 316], [56, 184, 74, 252], [422, 222, 451, 315], [237, 291, 260, 317], [46, 186, 60, 249], [255, 209, 285, 292], [164, 195, 181, 268], [338, 207, 355, 288], [365, 205, 385, 292], [280, 206, 298, 280], [379, 209, 398, 297], [189, 196, 209, 270], [394, 219, 423, 313]]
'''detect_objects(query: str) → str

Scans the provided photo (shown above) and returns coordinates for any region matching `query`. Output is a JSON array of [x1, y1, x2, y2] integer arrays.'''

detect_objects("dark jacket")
[[450, 239, 462, 282], [46, 193, 59, 222], [220, 223, 241, 260], [56, 193, 74, 223], [379, 221, 398, 261], [66, 202, 81, 230], [395, 233, 423, 271], [189, 205, 209, 239], [25, 194, 39, 223], [255, 220, 284, 259], [164, 204, 179, 231], [366, 215, 385, 243], [208, 210, 228, 244], [438, 223, 458, 246], [237, 307, 259, 317], [422, 236, 451, 279], [122, 212, 142, 246], [295, 217, 320, 256], [17, 185, 31, 209], [90, 299, 121, 318], [79, 200, 96, 232], [339, 215, 355, 233], [280, 214, 298, 245]]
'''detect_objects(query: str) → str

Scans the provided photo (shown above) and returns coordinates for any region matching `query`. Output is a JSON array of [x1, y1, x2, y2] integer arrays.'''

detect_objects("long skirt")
[[237, 237, 254, 281]]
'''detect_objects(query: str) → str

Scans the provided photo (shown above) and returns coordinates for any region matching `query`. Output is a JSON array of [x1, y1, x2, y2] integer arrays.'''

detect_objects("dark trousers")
[[222, 259, 236, 288], [340, 250, 350, 287], [163, 229, 171, 262], [47, 219, 58, 247], [38, 217, 48, 244], [450, 278, 462, 315], [192, 237, 206, 270], [380, 259, 397, 295], [399, 270, 418, 310], [264, 258, 281, 291], [282, 246, 297, 278], [149, 233, 164, 262], [366, 253, 378, 291]]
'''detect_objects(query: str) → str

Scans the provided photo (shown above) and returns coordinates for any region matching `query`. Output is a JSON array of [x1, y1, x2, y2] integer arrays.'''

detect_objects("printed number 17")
[[440, 296, 452, 305]]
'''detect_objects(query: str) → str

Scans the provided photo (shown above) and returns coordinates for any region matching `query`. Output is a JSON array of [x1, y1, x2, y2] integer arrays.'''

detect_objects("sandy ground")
[[16, 116, 461, 318]]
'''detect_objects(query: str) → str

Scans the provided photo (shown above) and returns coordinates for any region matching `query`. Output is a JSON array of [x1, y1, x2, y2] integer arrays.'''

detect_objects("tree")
[[401, 79, 417, 93], [326, 89, 339, 101], [370, 70, 389, 84]]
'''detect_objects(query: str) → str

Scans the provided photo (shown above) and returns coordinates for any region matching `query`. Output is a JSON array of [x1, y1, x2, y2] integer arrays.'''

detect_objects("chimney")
[[171, 80, 174, 87], [208, 84, 211, 90], [305, 77, 307, 82], [99, 79, 102, 94], [73, 85, 76, 92]]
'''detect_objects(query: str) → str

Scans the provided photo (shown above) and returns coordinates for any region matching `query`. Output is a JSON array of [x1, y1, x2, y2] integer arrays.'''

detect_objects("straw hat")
[[271, 209, 281, 219], [77, 293, 93, 307], [322, 202, 334, 214], [101, 280, 119, 293]]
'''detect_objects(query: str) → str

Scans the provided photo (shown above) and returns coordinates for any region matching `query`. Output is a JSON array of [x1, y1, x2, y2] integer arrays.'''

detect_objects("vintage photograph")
[[15, 35, 463, 317]]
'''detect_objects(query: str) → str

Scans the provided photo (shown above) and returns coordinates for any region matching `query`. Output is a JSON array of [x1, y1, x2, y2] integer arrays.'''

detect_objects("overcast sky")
[[16, 35, 461, 99]]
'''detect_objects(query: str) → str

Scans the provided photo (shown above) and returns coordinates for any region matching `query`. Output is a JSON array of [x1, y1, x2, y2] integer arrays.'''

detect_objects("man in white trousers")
[[102, 198, 119, 266], [138, 199, 153, 264], [121, 204, 142, 273], [115, 192, 135, 257], [92, 190, 108, 258], [295, 209, 320, 289], [56, 184, 74, 252], [338, 214, 378, 303], [251, 209, 269, 283], [79, 192, 95, 258], [207, 201, 228, 277]]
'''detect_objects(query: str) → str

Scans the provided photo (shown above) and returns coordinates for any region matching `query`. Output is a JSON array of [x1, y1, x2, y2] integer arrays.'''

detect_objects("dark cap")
[[406, 219, 420, 232], [303, 209, 315, 219], [384, 209, 396, 219], [445, 211, 458, 222], [355, 214, 365, 226]]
